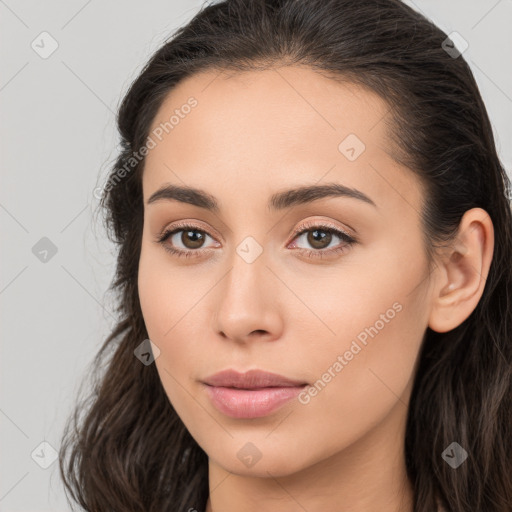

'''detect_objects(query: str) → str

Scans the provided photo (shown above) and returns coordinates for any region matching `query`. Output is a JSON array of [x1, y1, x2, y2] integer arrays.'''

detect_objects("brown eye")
[[156, 223, 219, 259], [179, 229, 206, 249], [306, 229, 333, 249], [290, 222, 356, 260]]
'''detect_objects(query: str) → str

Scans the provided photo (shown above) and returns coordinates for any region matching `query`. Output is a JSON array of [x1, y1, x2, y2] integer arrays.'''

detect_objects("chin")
[[207, 440, 312, 478]]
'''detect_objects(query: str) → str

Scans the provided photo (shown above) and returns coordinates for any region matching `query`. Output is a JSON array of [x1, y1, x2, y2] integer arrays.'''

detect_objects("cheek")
[[137, 259, 200, 430], [291, 252, 426, 432], [137, 248, 214, 401], [138, 257, 171, 340], [138, 245, 199, 341], [282, 284, 424, 469]]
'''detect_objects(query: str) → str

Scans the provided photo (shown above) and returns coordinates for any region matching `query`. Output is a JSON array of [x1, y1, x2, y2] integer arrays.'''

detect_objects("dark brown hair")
[[59, 0, 512, 510]]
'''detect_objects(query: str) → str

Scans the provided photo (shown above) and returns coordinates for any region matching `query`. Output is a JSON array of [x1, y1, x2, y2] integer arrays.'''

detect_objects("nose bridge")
[[212, 236, 282, 340], [222, 239, 269, 316]]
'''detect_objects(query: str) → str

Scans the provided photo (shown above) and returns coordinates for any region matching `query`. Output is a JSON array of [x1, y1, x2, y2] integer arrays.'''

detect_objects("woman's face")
[[138, 66, 433, 477]]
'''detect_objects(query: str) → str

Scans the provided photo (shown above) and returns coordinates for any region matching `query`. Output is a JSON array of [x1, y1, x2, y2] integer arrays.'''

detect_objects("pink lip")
[[202, 369, 308, 419], [203, 368, 307, 388]]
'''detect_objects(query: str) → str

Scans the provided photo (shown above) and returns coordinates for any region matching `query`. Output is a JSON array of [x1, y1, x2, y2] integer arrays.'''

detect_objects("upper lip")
[[202, 369, 307, 389]]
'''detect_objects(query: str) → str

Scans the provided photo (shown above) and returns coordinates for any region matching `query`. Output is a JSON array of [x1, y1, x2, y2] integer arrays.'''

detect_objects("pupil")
[[183, 230, 204, 248], [308, 229, 331, 249]]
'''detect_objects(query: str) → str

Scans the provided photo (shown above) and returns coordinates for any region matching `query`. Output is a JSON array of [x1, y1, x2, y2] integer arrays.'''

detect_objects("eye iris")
[[307, 229, 332, 249], [182, 230, 205, 249]]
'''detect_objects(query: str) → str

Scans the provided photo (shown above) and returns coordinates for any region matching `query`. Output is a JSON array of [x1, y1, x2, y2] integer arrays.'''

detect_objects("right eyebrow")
[[147, 183, 219, 211]]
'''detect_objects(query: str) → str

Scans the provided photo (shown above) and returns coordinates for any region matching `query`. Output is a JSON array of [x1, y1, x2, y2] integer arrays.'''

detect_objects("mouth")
[[201, 369, 308, 419]]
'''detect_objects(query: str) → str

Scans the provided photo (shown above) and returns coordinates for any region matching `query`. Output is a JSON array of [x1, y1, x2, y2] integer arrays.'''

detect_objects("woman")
[[59, 0, 512, 511]]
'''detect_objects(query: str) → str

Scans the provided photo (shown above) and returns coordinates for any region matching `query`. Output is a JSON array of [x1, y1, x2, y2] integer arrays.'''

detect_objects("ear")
[[428, 207, 495, 333]]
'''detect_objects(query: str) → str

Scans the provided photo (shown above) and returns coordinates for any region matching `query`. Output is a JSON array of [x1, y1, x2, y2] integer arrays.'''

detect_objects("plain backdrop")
[[1, 0, 511, 509]]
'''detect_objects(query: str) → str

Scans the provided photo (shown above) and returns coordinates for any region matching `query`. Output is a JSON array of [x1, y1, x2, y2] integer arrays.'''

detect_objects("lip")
[[202, 369, 308, 419], [202, 369, 307, 388]]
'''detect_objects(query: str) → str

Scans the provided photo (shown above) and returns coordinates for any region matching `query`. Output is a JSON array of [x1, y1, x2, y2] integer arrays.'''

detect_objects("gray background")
[[1, 0, 511, 510]]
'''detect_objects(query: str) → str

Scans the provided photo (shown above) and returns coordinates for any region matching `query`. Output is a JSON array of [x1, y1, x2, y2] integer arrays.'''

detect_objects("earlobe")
[[428, 208, 494, 333]]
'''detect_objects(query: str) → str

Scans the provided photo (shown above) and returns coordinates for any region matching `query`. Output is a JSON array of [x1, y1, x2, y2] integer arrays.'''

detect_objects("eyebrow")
[[146, 182, 377, 211]]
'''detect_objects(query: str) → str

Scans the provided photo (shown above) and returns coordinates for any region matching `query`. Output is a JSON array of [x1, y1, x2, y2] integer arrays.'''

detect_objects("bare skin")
[[137, 65, 494, 512]]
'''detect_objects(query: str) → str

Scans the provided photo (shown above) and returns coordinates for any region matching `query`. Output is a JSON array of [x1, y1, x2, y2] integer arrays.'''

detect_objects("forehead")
[[142, 65, 422, 215]]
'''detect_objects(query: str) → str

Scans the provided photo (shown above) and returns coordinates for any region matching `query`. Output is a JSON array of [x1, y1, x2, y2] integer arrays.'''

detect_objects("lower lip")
[[203, 384, 307, 419]]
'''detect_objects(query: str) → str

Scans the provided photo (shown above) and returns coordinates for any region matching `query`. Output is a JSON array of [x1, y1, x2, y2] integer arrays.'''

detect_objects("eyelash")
[[155, 220, 356, 260]]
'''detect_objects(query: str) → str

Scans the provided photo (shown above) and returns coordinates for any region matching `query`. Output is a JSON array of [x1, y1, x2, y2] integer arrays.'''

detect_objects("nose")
[[212, 247, 284, 345]]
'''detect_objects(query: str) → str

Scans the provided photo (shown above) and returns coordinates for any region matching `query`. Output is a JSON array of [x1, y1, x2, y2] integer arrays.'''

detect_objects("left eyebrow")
[[268, 183, 377, 211], [146, 182, 377, 211]]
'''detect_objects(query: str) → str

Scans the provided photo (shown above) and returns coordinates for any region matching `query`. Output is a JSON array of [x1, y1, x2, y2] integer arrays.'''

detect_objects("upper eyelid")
[[161, 220, 221, 241], [294, 220, 353, 238]]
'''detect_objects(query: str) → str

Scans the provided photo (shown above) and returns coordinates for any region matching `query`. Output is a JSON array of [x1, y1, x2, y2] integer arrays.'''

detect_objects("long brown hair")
[[58, 1, 512, 510]]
